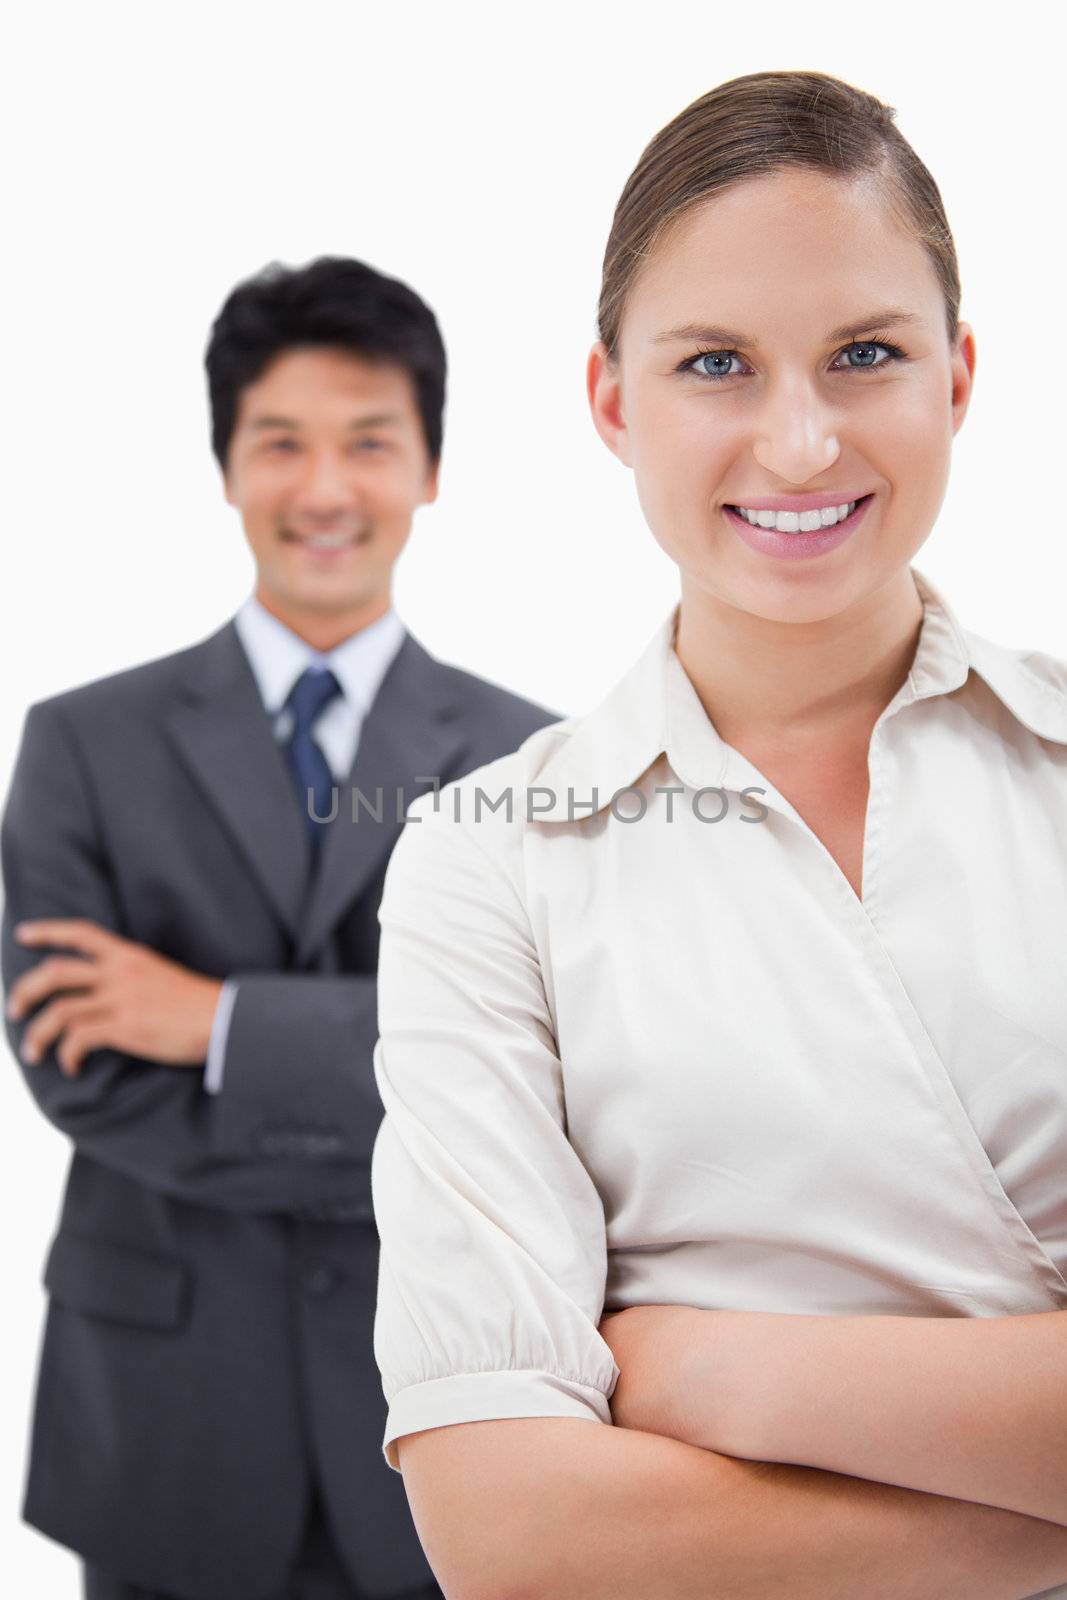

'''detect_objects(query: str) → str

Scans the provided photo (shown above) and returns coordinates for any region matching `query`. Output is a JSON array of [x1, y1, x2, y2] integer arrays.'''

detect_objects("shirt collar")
[[233, 594, 407, 716], [533, 565, 1067, 822]]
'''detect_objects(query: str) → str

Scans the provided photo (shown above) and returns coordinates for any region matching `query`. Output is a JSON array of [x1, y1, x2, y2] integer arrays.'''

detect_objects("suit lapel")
[[294, 631, 468, 966], [164, 620, 312, 940]]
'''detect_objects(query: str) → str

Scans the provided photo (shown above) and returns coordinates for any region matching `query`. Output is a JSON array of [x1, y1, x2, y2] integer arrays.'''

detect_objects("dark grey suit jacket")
[[0, 614, 561, 1599]]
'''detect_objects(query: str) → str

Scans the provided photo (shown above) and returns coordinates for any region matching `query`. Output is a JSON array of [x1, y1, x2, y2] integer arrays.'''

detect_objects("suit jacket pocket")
[[43, 1228, 190, 1331]]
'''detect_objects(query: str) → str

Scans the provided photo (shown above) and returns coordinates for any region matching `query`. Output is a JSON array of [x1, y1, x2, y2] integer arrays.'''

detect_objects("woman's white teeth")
[[733, 500, 858, 532]]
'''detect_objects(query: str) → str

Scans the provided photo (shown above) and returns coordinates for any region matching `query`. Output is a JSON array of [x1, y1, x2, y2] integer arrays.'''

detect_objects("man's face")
[[223, 345, 439, 633], [587, 168, 976, 628]]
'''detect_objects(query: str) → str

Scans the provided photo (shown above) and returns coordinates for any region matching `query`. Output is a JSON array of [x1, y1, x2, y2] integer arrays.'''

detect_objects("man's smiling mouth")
[[281, 530, 372, 550]]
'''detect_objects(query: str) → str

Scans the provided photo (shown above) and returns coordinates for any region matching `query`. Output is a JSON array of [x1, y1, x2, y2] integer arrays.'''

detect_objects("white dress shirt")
[[203, 595, 406, 1093], [370, 563, 1067, 1593]]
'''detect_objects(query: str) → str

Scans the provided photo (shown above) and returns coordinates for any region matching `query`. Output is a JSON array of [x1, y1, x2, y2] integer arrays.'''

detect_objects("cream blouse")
[[370, 565, 1067, 1591]]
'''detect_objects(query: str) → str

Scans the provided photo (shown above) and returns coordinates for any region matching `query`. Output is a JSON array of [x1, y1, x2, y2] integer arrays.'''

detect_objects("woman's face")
[[588, 168, 976, 625]]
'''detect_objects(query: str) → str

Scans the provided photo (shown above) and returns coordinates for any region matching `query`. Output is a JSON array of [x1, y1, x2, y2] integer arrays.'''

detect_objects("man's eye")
[[265, 438, 298, 452]]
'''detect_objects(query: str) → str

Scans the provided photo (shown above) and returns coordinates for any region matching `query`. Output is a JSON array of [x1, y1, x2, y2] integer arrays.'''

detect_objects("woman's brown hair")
[[597, 70, 960, 359]]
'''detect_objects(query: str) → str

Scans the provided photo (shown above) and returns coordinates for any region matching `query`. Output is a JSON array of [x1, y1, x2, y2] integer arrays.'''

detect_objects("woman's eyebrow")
[[652, 308, 923, 348]]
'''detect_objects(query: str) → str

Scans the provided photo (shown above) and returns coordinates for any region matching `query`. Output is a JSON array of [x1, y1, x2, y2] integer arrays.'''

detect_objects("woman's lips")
[[723, 494, 874, 560]]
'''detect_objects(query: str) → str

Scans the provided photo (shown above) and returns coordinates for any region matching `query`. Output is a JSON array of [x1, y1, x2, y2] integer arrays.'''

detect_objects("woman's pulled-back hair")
[[597, 70, 960, 359]]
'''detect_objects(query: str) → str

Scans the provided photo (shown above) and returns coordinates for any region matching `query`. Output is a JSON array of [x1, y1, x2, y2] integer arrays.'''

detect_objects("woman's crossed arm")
[[397, 1413, 1067, 1600], [600, 1304, 1067, 1529]]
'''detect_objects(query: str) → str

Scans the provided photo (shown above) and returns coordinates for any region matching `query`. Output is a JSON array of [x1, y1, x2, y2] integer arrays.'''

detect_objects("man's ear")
[[422, 455, 441, 505], [586, 341, 632, 468]]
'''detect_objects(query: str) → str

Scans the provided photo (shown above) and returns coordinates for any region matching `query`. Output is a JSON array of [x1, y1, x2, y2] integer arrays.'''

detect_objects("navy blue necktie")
[[281, 666, 343, 852]]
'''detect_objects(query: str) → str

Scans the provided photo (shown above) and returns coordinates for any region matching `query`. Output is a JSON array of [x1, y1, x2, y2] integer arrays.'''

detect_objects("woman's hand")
[[598, 1303, 783, 1456], [603, 1302, 1067, 1527], [598, 1303, 725, 1445]]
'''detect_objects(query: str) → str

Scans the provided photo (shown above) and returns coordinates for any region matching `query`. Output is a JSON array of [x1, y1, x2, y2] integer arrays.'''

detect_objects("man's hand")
[[6, 918, 224, 1076]]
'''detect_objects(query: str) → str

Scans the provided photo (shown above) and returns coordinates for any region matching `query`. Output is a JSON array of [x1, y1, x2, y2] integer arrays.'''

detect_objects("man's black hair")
[[204, 255, 446, 471]]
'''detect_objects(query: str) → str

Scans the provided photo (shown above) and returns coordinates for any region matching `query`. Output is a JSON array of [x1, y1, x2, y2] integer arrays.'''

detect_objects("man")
[[1, 256, 560, 1599]]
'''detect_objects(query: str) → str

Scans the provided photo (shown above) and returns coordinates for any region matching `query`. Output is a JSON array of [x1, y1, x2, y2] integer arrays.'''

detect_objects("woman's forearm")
[[400, 1415, 1067, 1600], [679, 1307, 1067, 1527]]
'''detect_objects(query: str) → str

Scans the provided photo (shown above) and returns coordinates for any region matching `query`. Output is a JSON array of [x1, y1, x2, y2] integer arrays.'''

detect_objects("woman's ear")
[[950, 321, 976, 437], [586, 341, 633, 468]]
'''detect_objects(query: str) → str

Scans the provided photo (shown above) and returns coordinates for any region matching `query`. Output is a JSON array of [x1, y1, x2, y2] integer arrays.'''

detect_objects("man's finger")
[[14, 919, 114, 955], [14, 918, 112, 946], [56, 1015, 114, 1077], [20, 996, 103, 1065], [5, 956, 100, 1020]]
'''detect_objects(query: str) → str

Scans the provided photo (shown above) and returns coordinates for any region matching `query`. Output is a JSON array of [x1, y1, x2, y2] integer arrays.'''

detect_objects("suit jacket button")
[[304, 1265, 338, 1298]]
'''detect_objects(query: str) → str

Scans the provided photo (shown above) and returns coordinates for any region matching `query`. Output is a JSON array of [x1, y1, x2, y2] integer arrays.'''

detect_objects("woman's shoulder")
[[961, 623, 1067, 745], [399, 715, 585, 856]]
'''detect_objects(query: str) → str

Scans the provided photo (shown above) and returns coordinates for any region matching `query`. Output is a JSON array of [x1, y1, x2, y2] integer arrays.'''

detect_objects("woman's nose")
[[750, 375, 842, 484]]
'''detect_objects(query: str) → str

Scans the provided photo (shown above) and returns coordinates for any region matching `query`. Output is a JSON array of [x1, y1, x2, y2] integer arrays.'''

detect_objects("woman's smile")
[[723, 492, 876, 560]]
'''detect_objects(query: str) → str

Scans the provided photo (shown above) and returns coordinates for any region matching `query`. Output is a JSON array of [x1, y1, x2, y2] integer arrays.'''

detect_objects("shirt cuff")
[[203, 978, 240, 1095], [381, 1368, 615, 1472]]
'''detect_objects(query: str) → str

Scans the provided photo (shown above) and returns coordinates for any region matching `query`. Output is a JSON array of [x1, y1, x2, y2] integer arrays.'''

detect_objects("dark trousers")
[[82, 1485, 445, 1600]]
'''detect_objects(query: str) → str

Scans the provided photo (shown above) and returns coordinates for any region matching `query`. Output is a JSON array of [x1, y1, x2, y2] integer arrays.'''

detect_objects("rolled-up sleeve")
[[370, 786, 620, 1471]]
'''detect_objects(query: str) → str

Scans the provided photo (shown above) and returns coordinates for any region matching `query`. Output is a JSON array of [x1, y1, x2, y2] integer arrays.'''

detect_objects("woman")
[[369, 71, 1067, 1600]]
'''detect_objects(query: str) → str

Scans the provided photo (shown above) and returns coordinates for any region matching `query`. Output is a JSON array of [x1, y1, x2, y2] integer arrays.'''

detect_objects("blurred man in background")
[[2, 256, 559, 1599]]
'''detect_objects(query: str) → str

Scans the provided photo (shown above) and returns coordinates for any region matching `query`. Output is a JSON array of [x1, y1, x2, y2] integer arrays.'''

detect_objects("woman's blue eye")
[[834, 340, 905, 372], [679, 339, 906, 382], [688, 350, 743, 379]]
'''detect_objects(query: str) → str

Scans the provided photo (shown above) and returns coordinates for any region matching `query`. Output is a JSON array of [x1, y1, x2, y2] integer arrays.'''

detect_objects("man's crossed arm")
[[6, 918, 222, 1074]]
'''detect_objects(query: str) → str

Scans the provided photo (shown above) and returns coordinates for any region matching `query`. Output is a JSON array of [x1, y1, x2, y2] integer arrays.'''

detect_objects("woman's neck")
[[674, 566, 925, 753]]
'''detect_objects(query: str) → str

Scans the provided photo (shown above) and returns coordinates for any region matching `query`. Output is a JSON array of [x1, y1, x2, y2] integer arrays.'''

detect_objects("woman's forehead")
[[623, 177, 938, 347]]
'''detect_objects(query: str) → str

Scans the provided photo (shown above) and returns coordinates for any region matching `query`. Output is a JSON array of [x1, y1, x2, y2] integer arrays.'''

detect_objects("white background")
[[1, 0, 1063, 1589]]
